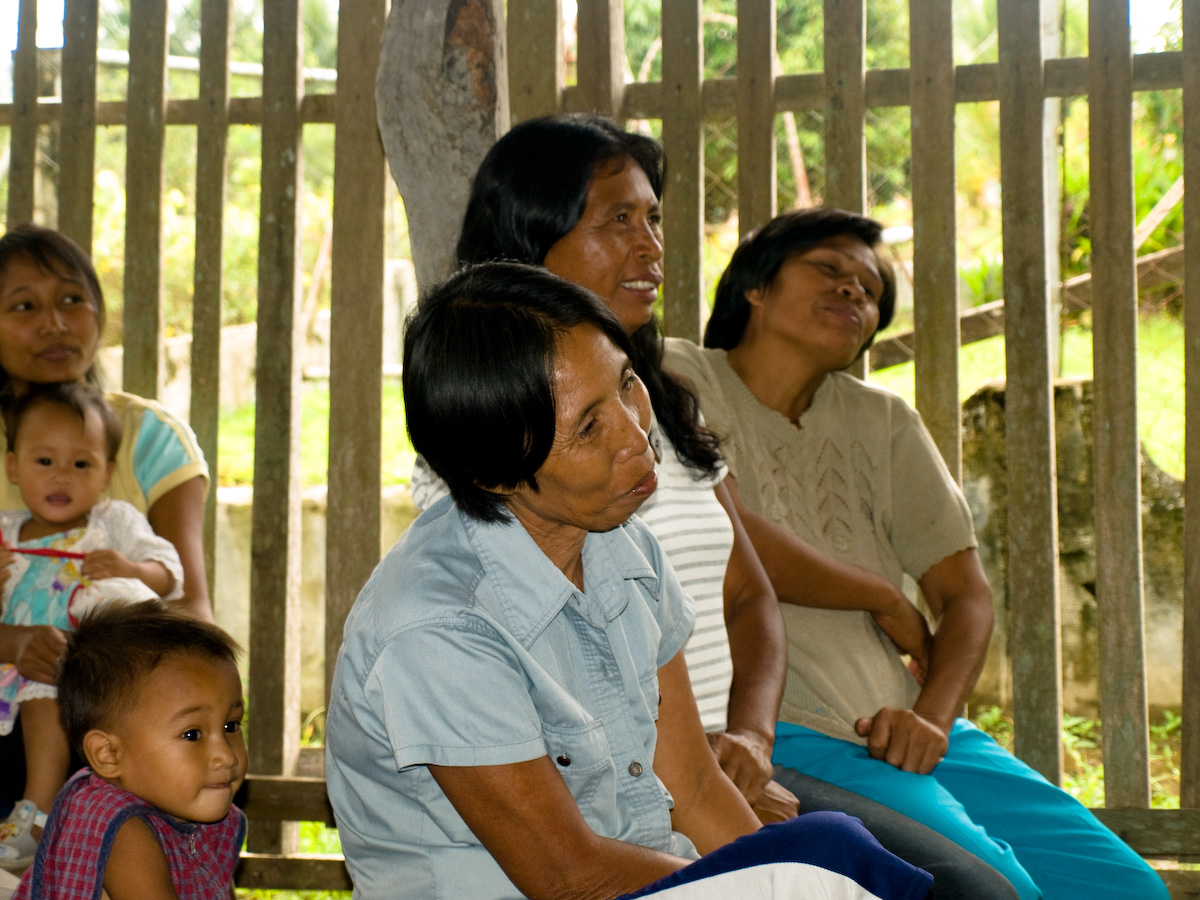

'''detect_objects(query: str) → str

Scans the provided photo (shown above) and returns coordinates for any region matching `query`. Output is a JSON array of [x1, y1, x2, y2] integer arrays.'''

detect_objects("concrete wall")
[[963, 378, 1183, 717]]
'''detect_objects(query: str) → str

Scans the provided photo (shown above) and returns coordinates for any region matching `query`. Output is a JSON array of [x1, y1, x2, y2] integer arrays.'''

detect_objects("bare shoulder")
[[103, 816, 180, 900]]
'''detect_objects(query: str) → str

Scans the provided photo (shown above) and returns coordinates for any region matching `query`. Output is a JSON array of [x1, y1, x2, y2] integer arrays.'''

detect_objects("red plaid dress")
[[14, 769, 245, 899]]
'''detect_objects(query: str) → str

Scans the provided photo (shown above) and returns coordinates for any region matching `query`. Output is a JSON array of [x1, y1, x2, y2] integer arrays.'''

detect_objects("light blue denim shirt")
[[326, 495, 698, 900]]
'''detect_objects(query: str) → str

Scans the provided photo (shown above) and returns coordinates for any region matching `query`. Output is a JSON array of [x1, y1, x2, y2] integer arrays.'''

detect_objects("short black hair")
[[457, 113, 665, 267], [0, 224, 106, 392], [705, 208, 897, 353], [5, 381, 122, 459], [403, 261, 636, 523], [58, 600, 242, 754]]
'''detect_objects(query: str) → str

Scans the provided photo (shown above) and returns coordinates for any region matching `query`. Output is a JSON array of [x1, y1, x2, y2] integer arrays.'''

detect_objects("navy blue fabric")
[[619, 812, 932, 900]]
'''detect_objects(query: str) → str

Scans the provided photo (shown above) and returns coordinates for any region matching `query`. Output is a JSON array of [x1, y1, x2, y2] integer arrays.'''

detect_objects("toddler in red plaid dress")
[[13, 601, 246, 899]]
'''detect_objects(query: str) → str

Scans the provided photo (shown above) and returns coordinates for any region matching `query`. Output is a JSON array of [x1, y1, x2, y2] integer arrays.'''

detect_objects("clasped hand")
[[855, 707, 948, 775]]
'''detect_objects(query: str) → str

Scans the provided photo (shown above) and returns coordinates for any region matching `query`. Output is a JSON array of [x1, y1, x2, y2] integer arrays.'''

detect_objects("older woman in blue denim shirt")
[[325, 263, 932, 900]]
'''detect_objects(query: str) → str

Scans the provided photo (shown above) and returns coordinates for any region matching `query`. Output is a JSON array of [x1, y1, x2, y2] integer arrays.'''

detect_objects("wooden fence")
[[1, 0, 1197, 893]]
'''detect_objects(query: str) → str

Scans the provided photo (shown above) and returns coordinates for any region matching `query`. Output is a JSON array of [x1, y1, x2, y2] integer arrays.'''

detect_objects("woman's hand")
[[707, 729, 774, 805], [751, 779, 800, 824], [12, 624, 68, 685], [854, 707, 949, 775], [430, 757, 691, 900], [870, 590, 933, 680]]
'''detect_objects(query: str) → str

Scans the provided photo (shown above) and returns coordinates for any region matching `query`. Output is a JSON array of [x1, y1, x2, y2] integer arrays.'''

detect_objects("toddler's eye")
[[224, 720, 242, 734], [181, 729, 202, 742]]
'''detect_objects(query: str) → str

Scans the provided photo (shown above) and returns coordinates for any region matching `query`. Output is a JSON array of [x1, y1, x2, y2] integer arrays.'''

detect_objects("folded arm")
[[857, 548, 993, 774], [727, 476, 932, 672]]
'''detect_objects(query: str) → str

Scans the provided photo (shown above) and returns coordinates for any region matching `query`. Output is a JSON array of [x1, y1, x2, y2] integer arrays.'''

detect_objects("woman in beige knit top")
[[663, 207, 1168, 900]]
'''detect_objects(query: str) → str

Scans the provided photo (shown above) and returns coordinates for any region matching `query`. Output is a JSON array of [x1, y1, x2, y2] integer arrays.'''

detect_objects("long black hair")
[[458, 114, 721, 478]]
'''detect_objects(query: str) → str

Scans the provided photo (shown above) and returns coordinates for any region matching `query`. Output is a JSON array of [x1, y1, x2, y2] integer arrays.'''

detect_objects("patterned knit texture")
[[664, 339, 977, 744]]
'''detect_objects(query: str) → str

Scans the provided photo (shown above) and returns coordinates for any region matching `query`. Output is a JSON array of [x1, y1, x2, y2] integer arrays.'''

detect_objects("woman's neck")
[[507, 507, 588, 591], [726, 335, 830, 426]]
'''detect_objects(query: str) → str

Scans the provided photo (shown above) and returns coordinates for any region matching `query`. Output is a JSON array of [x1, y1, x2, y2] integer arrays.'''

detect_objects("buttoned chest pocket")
[[541, 719, 619, 831]]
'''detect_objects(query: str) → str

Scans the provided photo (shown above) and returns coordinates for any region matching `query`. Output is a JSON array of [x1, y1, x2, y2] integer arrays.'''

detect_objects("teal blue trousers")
[[772, 719, 1167, 900]]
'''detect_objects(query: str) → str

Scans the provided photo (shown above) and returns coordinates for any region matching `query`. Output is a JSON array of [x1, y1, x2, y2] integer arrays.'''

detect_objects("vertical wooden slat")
[[190, 0, 232, 605], [1181, 0, 1200, 811], [908, 0, 959, 478], [660, 0, 703, 342], [507, 0, 563, 122], [327, 0, 386, 702], [249, 0, 303, 854], [1088, 0, 1150, 809], [7, 0, 38, 227], [997, 0, 1063, 783], [736, 0, 775, 237], [822, 0, 865, 214], [123, 0, 168, 398], [575, 0, 624, 117], [58, 0, 98, 250]]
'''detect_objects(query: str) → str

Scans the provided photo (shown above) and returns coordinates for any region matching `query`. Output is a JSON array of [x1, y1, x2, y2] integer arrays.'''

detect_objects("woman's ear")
[[83, 729, 122, 779], [744, 286, 765, 308], [5, 452, 16, 486]]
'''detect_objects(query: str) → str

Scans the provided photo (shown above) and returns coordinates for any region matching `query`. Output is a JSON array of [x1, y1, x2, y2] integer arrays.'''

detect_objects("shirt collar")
[[462, 510, 659, 647]]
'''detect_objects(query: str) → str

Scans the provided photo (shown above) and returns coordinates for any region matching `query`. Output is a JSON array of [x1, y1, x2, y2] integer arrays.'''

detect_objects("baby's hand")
[[81, 549, 135, 581]]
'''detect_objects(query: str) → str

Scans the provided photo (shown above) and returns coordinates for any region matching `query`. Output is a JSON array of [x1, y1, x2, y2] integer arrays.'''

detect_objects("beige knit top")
[[664, 339, 977, 744]]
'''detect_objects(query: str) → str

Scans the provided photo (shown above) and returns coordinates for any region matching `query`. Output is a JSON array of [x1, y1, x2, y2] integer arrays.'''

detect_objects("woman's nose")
[[38, 306, 67, 334], [636, 221, 664, 262], [838, 278, 867, 304], [619, 387, 653, 458]]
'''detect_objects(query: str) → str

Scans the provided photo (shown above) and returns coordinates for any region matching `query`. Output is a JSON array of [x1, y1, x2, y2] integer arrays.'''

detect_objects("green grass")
[[217, 380, 415, 487], [871, 315, 1184, 479]]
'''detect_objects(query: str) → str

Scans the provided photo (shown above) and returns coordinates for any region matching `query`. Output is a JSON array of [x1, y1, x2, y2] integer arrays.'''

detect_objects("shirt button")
[[556, 755, 571, 767], [628, 761, 643, 777]]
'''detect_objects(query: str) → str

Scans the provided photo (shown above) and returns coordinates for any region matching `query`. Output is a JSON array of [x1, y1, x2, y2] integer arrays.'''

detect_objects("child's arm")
[[81, 550, 176, 598], [102, 816, 181, 900]]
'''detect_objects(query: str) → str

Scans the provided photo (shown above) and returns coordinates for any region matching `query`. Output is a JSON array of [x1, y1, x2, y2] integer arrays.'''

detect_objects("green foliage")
[[970, 707, 1182, 809]]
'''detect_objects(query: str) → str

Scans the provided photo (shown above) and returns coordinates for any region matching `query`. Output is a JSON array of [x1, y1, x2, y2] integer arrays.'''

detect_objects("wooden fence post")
[[908, 0, 961, 480], [1089, 0, 1150, 809], [249, 0, 304, 854], [327, 0, 387, 703], [661, 0, 704, 342], [997, 0, 1064, 785], [123, 0, 168, 399]]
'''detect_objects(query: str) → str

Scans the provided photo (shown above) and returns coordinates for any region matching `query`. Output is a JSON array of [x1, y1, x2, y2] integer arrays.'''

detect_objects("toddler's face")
[[6, 401, 113, 534], [108, 652, 247, 823]]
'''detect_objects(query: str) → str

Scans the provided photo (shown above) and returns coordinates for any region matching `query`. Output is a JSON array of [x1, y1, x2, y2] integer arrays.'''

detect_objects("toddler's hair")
[[4, 381, 122, 459], [58, 600, 242, 753]]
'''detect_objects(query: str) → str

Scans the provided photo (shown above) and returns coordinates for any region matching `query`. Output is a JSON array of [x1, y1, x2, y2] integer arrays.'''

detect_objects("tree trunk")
[[376, 0, 509, 287]]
